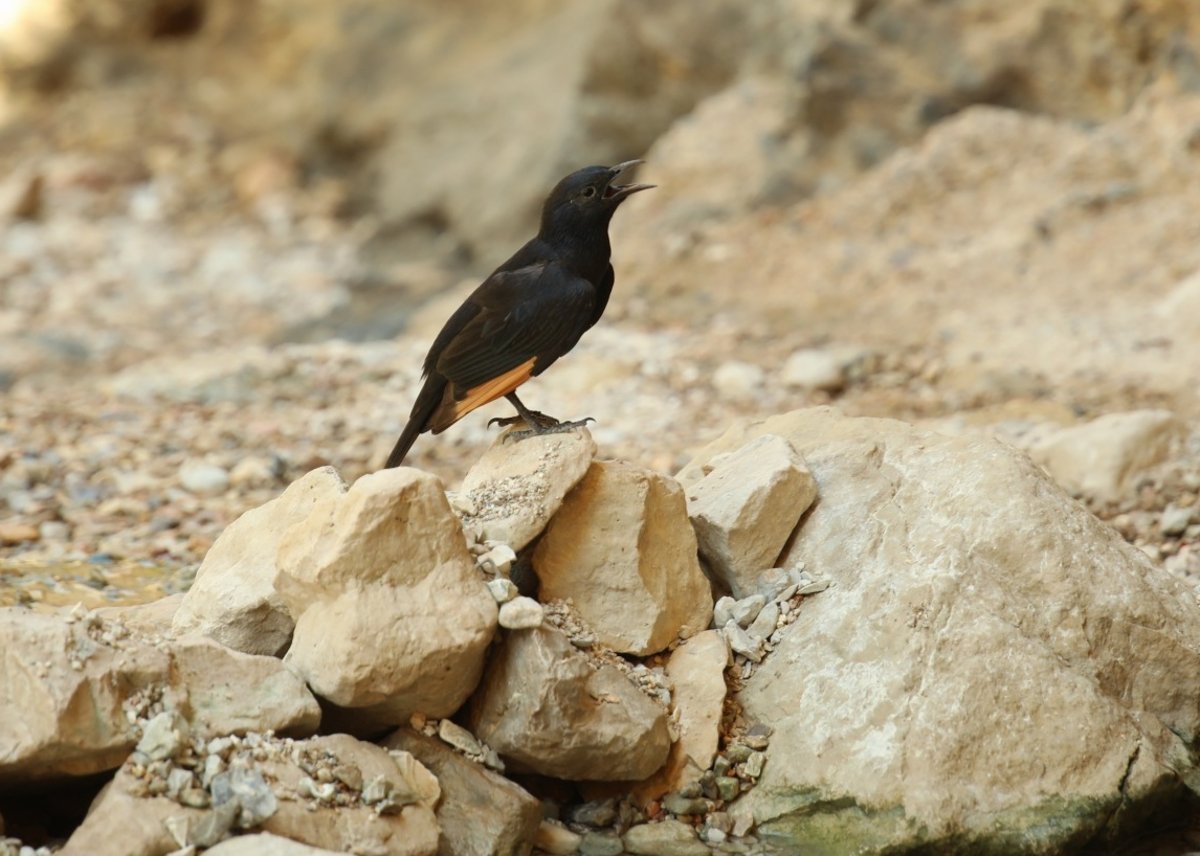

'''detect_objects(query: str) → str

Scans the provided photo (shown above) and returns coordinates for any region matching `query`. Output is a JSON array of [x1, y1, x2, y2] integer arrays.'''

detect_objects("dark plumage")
[[385, 161, 653, 468]]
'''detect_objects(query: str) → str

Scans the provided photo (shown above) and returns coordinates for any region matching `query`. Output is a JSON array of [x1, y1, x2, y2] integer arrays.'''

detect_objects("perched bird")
[[384, 161, 653, 468]]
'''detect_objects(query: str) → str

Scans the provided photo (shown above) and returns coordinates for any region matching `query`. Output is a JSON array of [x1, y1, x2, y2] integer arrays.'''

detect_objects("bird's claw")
[[504, 417, 595, 443], [489, 410, 561, 431]]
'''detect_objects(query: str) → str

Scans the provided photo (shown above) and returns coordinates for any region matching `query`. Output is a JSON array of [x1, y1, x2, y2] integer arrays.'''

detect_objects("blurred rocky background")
[[3, 1, 1200, 852]]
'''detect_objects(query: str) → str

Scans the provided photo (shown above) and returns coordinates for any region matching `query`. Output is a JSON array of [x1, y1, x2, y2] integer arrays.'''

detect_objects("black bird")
[[385, 161, 654, 468]]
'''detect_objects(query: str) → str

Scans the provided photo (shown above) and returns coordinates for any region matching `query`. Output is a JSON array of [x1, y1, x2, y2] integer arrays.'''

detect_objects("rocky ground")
[[3, 0, 1200, 853]]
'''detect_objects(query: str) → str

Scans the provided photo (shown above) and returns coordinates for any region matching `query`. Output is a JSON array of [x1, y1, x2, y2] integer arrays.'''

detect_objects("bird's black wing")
[[434, 261, 596, 392]]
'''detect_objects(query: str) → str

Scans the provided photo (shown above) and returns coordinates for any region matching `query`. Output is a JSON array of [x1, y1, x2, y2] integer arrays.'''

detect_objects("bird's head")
[[539, 160, 654, 236]]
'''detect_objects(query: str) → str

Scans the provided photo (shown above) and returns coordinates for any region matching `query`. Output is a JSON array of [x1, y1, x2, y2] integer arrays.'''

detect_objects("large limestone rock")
[[276, 468, 497, 722], [634, 630, 729, 802], [682, 434, 817, 597], [383, 728, 541, 856], [1028, 410, 1188, 504], [170, 637, 321, 738], [173, 467, 347, 656], [686, 408, 1200, 852], [468, 626, 671, 781], [456, 428, 596, 552], [0, 609, 170, 783], [532, 461, 712, 655], [62, 732, 439, 856], [0, 609, 319, 784]]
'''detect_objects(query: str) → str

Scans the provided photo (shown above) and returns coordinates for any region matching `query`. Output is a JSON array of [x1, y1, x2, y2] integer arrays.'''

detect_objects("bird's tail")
[[385, 377, 444, 468]]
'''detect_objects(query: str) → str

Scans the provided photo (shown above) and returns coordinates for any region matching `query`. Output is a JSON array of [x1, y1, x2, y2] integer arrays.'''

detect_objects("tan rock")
[[624, 819, 710, 856], [173, 467, 347, 656], [534, 820, 581, 856], [634, 631, 729, 802], [59, 767, 195, 856], [533, 461, 712, 655], [0, 609, 320, 784], [383, 727, 541, 856], [62, 733, 439, 856], [0, 520, 39, 544], [690, 409, 1200, 852], [1028, 410, 1187, 503], [205, 834, 345, 855], [456, 428, 596, 551], [0, 609, 170, 784], [277, 468, 496, 721], [170, 637, 320, 738], [684, 434, 817, 598], [468, 625, 670, 781]]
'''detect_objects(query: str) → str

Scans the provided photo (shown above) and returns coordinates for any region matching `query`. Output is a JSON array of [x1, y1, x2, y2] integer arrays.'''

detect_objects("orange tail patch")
[[429, 358, 537, 433]]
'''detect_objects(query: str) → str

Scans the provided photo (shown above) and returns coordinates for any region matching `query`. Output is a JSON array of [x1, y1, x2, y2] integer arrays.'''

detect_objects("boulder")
[[468, 626, 670, 781], [456, 428, 596, 552], [383, 728, 541, 856], [62, 732, 439, 856], [277, 468, 496, 722], [634, 631, 729, 802], [0, 608, 322, 784], [0, 609, 169, 783], [682, 434, 817, 597], [533, 461, 712, 655], [169, 637, 321, 738], [1028, 410, 1188, 504], [685, 408, 1200, 852], [173, 467, 347, 656]]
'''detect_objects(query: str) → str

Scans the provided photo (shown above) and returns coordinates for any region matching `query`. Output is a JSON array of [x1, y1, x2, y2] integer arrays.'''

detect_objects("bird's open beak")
[[603, 159, 655, 201]]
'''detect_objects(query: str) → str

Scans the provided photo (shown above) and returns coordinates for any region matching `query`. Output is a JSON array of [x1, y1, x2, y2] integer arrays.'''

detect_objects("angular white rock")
[[174, 467, 347, 655]]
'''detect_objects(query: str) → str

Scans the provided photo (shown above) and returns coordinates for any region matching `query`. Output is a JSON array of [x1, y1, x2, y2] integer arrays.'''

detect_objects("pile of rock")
[[3, 407, 1200, 854]]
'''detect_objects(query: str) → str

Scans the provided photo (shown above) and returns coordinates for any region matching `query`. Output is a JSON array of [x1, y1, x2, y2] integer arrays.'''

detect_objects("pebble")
[[179, 462, 231, 495], [744, 751, 766, 779], [579, 830, 624, 856], [211, 767, 277, 826], [136, 711, 188, 762], [498, 596, 544, 629], [730, 594, 766, 628], [796, 579, 831, 595], [536, 820, 583, 856], [624, 819, 711, 856], [0, 522, 40, 544], [712, 595, 736, 628], [722, 620, 763, 663], [479, 543, 517, 575], [780, 348, 846, 391], [437, 719, 483, 756], [566, 798, 617, 828], [486, 577, 519, 603], [1162, 504, 1193, 536], [712, 361, 764, 398], [662, 792, 710, 816], [716, 776, 740, 801]]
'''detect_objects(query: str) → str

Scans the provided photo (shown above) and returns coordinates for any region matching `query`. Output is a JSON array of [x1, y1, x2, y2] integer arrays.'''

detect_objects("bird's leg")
[[491, 392, 594, 440]]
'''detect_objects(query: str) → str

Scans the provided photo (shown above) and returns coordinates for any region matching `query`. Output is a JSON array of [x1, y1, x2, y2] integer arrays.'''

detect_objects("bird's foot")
[[488, 409, 560, 430], [504, 416, 596, 442]]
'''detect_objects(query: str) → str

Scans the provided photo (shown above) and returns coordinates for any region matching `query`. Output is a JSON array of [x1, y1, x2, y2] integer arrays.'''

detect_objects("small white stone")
[[797, 579, 831, 595], [713, 361, 764, 399], [179, 462, 231, 495], [722, 620, 763, 663], [1161, 504, 1193, 537], [731, 594, 766, 628], [746, 601, 779, 641], [780, 348, 845, 391], [486, 577, 519, 603], [712, 596, 736, 628], [498, 597, 544, 630], [479, 544, 517, 575], [437, 719, 483, 756]]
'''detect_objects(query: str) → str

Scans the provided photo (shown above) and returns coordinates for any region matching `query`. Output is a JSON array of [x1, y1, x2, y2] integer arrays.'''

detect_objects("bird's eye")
[[581, 186, 596, 199]]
